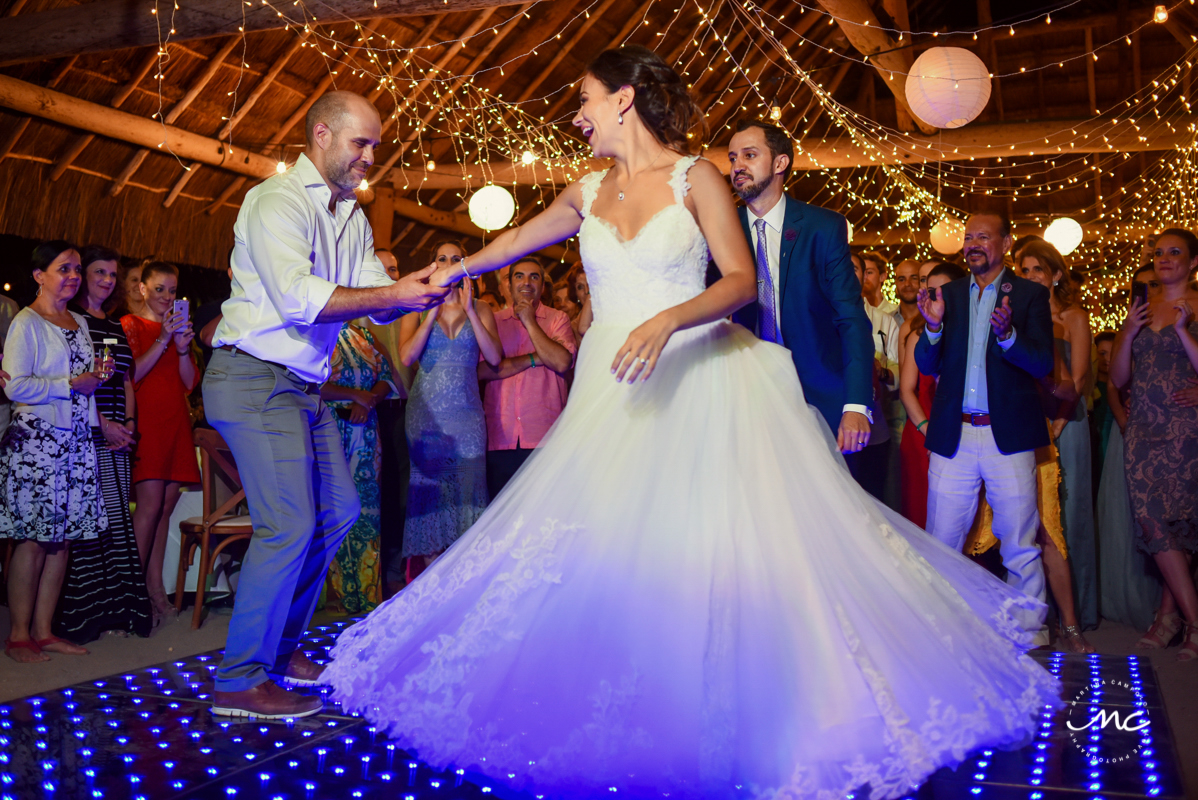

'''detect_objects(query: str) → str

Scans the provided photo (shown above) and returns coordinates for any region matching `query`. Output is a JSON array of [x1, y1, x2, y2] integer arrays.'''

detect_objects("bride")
[[323, 46, 1061, 800]]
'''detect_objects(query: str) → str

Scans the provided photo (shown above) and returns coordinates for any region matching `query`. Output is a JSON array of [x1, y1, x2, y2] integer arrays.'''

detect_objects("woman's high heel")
[[1137, 611, 1182, 649], [1177, 622, 1198, 662]]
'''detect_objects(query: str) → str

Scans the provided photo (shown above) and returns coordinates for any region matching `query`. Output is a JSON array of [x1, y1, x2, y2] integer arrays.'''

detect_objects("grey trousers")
[[203, 348, 359, 693]]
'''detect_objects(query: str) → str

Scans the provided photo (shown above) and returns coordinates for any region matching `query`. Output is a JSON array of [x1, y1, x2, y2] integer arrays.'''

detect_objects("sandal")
[[1178, 622, 1198, 663], [1060, 624, 1096, 654], [35, 636, 88, 655], [149, 591, 178, 626], [5, 639, 49, 663], [1137, 611, 1182, 649]]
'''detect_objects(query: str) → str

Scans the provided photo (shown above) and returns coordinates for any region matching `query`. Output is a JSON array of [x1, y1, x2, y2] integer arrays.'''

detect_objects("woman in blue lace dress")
[[399, 241, 502, 573]]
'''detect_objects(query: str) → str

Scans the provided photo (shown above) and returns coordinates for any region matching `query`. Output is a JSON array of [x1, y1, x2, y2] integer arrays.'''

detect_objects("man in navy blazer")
[[720, 120, 877, 480], [914, 212, 1053, 640]]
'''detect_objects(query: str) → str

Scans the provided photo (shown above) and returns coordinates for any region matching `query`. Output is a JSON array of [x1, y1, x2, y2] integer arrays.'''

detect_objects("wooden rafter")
[[159, 33, 307, 205], [0, 55, 76, 164], [0, 72, 280, 177], [0, 0, 541, 66], [49, 47, 161, 181], [200, 16, 387, 214], [372, 5, 532, 185], [106, 36, 242, 196], [814, 0, 936, 133]]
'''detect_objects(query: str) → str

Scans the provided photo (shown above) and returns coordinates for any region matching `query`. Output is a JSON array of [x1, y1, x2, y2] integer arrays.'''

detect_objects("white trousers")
[[927, 423, 1046, 606]]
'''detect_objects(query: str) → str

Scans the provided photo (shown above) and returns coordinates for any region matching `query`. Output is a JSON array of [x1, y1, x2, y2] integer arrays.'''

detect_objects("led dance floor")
[[0, 620, 1185, 800]]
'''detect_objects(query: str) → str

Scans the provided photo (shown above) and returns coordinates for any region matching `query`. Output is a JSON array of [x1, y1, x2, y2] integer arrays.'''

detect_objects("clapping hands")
[[916, 287, 944, 331]]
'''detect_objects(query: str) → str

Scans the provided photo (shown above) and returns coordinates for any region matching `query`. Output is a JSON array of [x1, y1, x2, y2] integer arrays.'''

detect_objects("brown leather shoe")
[[283, 649, 326, 687], [211, 679, 323, 719]]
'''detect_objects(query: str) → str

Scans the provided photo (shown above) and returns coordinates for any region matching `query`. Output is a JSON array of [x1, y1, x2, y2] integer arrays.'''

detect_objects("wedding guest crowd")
[[4, 177, 1198, 665]]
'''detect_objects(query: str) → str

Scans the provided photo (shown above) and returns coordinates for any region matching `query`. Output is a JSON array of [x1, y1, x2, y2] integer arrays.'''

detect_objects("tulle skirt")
[[324, 320, 1061, 800]]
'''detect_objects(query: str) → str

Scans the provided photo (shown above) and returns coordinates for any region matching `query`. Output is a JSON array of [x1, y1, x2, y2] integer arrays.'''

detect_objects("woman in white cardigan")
[[1, 241, 110, 664]]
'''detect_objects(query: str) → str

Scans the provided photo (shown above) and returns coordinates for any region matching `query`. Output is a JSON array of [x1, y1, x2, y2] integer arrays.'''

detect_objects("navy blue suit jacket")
[[708, 196, 874, 432], [913, 269, 1054, 457]]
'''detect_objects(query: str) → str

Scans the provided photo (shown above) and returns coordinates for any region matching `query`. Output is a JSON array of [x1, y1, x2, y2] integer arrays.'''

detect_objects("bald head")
[[303, 91, 381, 195], [306, 91, 378, 145]]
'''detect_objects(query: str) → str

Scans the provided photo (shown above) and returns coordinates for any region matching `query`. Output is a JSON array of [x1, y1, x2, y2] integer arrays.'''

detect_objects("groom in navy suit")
[[717, 120, 877, 478]]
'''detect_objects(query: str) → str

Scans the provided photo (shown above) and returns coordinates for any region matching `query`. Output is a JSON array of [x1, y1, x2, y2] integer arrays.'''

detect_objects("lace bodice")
[[578, 155, 709, 327]]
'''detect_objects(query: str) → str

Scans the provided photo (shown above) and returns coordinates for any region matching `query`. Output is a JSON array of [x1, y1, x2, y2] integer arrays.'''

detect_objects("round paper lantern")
[[1043, 217, 1084, 256], [905, 47, 992, 129], [929, 218, 965, 254], [468, 185, 516, 231]]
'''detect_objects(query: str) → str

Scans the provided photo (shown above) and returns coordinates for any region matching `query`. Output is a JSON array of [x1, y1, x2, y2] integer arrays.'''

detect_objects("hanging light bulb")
[[426, 159, 437, 171], [1154, 4, 1169, 23], [521, 149, 537, 165], [358, 178, 369, 191], [769, 105, 782, 121], [276, 161, 287, 174]]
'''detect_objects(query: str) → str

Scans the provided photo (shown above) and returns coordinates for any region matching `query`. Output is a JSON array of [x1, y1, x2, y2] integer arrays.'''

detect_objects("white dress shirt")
[[212, 154, 393, 383], [747, 196, 871, 422]]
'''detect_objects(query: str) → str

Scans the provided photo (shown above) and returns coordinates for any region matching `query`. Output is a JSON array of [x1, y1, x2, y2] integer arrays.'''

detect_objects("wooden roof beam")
[[160, 33, 308, 206], [107, 36, 242, 196], [0, 55, 76, 165], [49, 47, 162, 181], [0, 72, 279, 177], [814, 0, 937, 134], [0, 0, 540, 66], [199, 16, 385, 213], [382, 114, 1198, 188]]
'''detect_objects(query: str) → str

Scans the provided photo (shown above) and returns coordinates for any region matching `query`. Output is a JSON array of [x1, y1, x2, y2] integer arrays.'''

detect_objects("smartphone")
[[173, 298, 189, 320], [1130, 281, 1148, 308]]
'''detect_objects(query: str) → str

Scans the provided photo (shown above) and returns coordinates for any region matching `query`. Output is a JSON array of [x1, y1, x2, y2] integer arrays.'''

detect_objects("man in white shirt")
[[722, 120, 877, 488], [860, 251, 899, 317], [205, 91, 448, 719]]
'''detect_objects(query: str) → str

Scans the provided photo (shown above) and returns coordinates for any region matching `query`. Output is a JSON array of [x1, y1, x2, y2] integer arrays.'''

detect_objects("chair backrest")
[[193, 428, 245, 531]]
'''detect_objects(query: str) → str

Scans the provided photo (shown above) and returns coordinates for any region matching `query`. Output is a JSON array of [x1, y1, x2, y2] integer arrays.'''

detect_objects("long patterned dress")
[[54, 311, 153, 642], [1124, 322, 1198, 553], [325, 322, 396, 613], [402, 316, 488, 558], [0, 318, 107, 544]]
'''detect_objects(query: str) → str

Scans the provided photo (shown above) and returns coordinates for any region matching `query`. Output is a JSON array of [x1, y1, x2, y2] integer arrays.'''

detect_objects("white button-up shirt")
[[212, 153, 393, 383], [747, 195, 870, 422]]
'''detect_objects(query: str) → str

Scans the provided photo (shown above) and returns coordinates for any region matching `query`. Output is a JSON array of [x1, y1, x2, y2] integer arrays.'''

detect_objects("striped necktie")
[[755, 218, 779, 343]]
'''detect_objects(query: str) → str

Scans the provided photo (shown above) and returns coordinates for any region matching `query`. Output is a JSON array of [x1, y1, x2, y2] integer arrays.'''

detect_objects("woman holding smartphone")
[[122, 261, 199, 625], [1111, 229, 1198, 660]]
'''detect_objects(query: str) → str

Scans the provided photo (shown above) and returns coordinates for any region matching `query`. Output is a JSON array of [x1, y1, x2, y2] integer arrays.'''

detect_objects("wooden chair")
[[175, 428, 254, 629]]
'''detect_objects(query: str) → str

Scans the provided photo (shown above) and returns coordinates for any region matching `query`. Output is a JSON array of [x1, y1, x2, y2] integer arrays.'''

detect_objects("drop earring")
[[617, 110, 624, 125]]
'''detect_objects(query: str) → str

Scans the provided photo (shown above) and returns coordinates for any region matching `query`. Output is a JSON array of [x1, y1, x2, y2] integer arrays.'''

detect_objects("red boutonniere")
[[1001, 282, 1013, 293], [784, 229, 797, 242]]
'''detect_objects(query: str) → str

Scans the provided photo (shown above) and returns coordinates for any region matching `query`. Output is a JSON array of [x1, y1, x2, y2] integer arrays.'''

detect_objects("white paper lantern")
[[1043, 217, 1084, 256], [929, 218, 965, 254], [468, 185, 516, 231], [905, 47, 992, 129]]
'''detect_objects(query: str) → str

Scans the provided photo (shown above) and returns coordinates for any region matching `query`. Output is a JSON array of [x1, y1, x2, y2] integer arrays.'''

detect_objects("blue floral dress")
[[0, 323, 107, 543]]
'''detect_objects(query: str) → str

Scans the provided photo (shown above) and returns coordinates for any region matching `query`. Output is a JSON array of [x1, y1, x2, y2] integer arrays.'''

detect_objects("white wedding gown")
[[324, 156, 1062, 800]]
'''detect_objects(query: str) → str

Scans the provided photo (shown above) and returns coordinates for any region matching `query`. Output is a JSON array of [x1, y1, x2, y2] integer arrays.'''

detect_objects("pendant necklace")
[[616, 148, 666, 201]]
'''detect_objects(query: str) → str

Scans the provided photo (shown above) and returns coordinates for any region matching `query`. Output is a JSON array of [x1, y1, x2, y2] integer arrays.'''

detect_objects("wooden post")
[[367, 186, 395, 252]]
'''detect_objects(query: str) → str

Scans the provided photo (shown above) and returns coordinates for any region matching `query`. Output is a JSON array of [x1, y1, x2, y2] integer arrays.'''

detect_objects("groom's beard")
[[734, 172, 773, 203]]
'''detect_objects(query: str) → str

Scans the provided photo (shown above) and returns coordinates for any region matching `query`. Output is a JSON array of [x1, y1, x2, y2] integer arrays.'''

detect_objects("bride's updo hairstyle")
[[586, 45, 706, 154]]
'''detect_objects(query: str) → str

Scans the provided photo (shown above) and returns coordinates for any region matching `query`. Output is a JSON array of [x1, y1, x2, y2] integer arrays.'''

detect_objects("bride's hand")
[[612, 311, 677, 383]]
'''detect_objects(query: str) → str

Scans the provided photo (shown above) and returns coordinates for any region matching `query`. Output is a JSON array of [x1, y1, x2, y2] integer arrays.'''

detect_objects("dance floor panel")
[[0, 621, 1183, 800]]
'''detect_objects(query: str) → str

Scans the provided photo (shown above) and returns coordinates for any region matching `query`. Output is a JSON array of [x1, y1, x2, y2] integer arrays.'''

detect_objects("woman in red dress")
[[121, 262, 199, 624], [898, 261, 966, 527]]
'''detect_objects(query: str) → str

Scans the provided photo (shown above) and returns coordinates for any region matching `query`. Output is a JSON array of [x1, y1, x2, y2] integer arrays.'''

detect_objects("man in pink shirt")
[[480, 257, 576, 499]]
